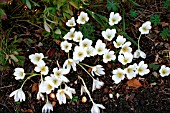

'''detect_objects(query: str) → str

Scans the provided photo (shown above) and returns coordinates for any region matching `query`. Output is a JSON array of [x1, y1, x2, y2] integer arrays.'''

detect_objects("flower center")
[[97, 48, 102, 53], [122, 47, 128, 52], [83, 43, 88, 48], [78, 52, 83, 57], [60, 90, 65, 95], [124, 58, 128, 63], [138, 68, 143, 73], [117, 72, 123, 78], [65, 45, 69, 49], [36, 56, 41, 61], [107, 35, 111, 39], [47, 84, 53, 90], [70, 33, 74, 39], [106, 54, 111, 59], [68, 60, 72, 65], [112, 18, 116, 22], [81, 17, 85, 22], [162, 70, 167, 75], [20, 72, 24, 76], [55, 71, 61, 76], [127, 68, 132, 73], [142, 27, 147, 31], [53, 79, 57, 84], [41, 66, 46, 72]]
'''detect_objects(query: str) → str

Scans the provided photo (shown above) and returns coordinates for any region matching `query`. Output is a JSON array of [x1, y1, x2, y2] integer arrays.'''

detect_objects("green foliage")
[[163, 0, 170, 7], [150, 14, 161, 26], [149, 63, 160, 71], [107, 0, 120, 12], [70, 95, 78, 102], [79, 22, 95, 40], [21, 0, 40, 9], [160, 28, 170, 38], [129, 9, 138, 18]]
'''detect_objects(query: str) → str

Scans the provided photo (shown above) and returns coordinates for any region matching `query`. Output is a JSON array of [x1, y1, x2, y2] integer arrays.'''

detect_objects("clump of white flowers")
[[10, 10, 170, 113]]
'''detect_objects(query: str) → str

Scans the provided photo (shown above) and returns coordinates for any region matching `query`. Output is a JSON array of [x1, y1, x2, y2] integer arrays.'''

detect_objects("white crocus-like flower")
[[85, 46, 96, 57], [133, 49, 146, 59], [34, 65, 49, 75], [65, 85, 76, 95], [51, 67, 69, 83], [42, 102, 53, 113], [139, 21, 152, 34], [9, 88, 25, 102], [77, 11, 89, 24], [45, 76, 62, 88], [119, 42, 132, 54], [136, 61, 150, 76], [118, 52, 133, 65], [13, 68, 25, 80], [113, 35, 126, 48], [56, 89, 73, 105], [95, 39, 107, 55], [29, 53, 45, 66], [63, 28, 76, 40], [37, 92, 44, 101], [159, 65, 170, 77], [42, 81, 55, 94], [109, 12, 122, 26], [103, 50, 116, 63], [91, 65, 105, 76], [102, 28, 116, 41], [112, 68, 125, 84], [124, 63, 137, 79], [63, 58, 76, 72], [73, 31, 83, 42], [66, 17, 76, 27], [79, 38, 92, 48], [92, 78, 104, 92], [61, 41, 72, 53], [73, 46, 87, 62], [91, 103, 105, 113]]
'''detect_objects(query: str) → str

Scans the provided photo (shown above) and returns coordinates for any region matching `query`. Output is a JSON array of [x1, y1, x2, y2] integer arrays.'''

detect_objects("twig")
[[0, 85, 14, 89], [0, 103, 12, 113]]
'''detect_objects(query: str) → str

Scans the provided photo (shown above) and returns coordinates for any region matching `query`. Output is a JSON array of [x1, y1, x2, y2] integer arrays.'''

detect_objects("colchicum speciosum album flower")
[[63, 28, 76, 40], [63, 58, 77, 72], [79, 38, 92, 48], [136, 61, 150, 76], [119, 42, 132, 54], [77, 11, 89, 24], [159, 65, 170, 77], [133, 49, 146, 59], [113, 35, 126, 48], [60, 40, 72, 53], [95, 39, 107, 55], [29, 53, 45, 66], [112, 68, 125, 84], [66, 17, 76, 27], [118, 52, 133, 65], [41, 81, 55, 94], [73, 31, 83, 42], [34, 65, 49, 75], [102, 28, 116, 41], [42, 101, 53, 113], [92, 78, 104, 92], [13, 68, 25, 80], [109, 12, 122, 26], [139, 21, 152, 34], [73, 46, 87, 62], [91, 65, 105, 76], [85, 46, 96, 57], [45, 75, 62, 88], [91, 103, 105, 113], [103, 50, 116, 63], [9, 88, 26, 102], [124, 63, 137, 79]]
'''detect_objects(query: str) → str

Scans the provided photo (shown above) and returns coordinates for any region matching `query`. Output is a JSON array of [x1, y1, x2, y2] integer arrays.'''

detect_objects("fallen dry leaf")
[[31, 83, 38, 93], [127, 78, 142, 88], [21, 109, 33, 113]]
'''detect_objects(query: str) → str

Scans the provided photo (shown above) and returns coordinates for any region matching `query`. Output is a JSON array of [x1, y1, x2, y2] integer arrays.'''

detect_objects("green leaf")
[[149, 63, 160, 71], [129, 9, 138, 18], [69, 0, 81, 9], [150, 14, 161, 26], [70, 96, 78, 102], [163, 0, 170, 7], [26, 0, 31, 9], [160, 28, 170, 38], [107, 0, 120, 12], [128, 0, 140, 7]]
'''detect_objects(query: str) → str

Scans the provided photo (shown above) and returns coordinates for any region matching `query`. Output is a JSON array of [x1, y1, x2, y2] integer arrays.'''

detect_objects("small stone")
[[109, 93, 113, 98]]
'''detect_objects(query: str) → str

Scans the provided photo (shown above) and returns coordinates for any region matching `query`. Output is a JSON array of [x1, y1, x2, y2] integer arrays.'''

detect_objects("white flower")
[[56, 89, 73, 105], [119, 42, 132, 54], [124, 63, 137, 79], [112, 68, 125, 84], [91, 103, 105, 113], [79, 38, 92, 48], [13, 68, 25, 80], [109, 12, 122, 26], [61, 41, 72, 53], [92, 78, 104, 92], [51, 67, 69, 83], [36, 92, 44, 101], [65, 85, 76, 95], [91, 65, 105, 76], [41, 81, 55, 94], [95, 39, 107, 55], [118, 52, 133, 65], [42, 102, 53, 113], [102, 28, 116, 41], [29, 53, 45, 66], [133, 49, 146, 59], [34, 65, 49, 75], [159, 65, 170, 77], [85, 46, 96, 57], [45, 76, 62, 88], [9, 88, 25, 102], [77, 11, 89, 24], [63, 28, 76, 40], [63, 58, 76, 73], [103, 50, 116, 63], [136, 61, 150, 76], [73, 31, 83, 42], [73, 46, 87, 62], [113, 35, 126, 48], [66, 17, 76, 27], [139, 21, 152, 34]]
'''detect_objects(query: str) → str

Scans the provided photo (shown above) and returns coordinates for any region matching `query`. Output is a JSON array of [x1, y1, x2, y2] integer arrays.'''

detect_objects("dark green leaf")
[[150, 14, 161, 26], [107, 0, 120, 12], [26, 0, 31, 9], [149, 64, 160, 71], [160, 28, 170, 38], [129, 9, 138, 18]]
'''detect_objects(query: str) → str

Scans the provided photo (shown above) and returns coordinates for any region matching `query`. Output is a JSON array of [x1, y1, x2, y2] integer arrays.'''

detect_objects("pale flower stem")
[[21, 74, 40, 89], [46, 94, 49, 103], [78, 76, 95, 104], [138, 33, 142, 50], [57, 60, 61, 68], [80, 63, 93, 68], [68, 52, 70, 59], [78, 63, 94, 79]]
